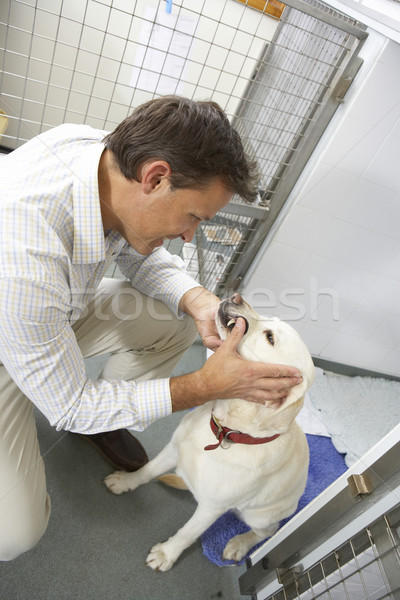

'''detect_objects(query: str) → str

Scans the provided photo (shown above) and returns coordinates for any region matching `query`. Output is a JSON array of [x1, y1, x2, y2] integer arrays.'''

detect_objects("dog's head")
[[216, 293, 315, 433]]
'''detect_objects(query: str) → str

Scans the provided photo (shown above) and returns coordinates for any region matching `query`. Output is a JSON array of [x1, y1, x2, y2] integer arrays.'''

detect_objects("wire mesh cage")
[[265, 508, 400, 600], [0, 0, 366, 297]]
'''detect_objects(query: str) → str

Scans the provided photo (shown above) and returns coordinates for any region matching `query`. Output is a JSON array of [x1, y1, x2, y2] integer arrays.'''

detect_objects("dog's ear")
[[257, 397, 304, 435]]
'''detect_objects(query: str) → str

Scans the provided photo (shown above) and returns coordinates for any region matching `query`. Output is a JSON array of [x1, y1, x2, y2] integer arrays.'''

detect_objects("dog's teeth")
[[227, 319, 236, 328]]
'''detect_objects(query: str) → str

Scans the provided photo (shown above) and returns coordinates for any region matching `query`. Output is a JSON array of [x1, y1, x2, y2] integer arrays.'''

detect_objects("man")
[[0, 96, 302, 560]]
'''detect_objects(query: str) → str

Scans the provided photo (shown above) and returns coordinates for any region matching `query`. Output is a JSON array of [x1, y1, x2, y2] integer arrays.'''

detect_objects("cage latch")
[[276, 565, 302, 586], [347, 473, 373, 499]]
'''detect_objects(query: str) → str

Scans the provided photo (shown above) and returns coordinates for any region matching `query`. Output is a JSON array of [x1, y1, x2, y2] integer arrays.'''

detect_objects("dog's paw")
[[222, 531, 259, 563], [103, 471, 137, 494], [222, 538, 248, 563], [146, 543, 176, 572]]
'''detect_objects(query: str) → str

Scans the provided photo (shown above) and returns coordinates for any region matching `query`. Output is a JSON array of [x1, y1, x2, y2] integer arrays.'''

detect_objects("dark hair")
[[103, 95, 259, 203]]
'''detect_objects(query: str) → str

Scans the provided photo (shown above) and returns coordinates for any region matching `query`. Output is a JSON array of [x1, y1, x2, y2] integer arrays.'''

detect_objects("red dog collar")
[[204, 413, 280, 451]]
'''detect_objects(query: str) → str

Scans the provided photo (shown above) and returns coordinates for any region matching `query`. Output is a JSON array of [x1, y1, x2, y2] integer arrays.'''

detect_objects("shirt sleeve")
[[115, 245, 202, 317], [0, 277, 171, 433]]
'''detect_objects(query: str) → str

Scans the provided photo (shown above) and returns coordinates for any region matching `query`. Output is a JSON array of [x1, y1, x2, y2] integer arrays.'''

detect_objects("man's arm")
[[0, 277, 172, 433], [116, 245, 202, 317]]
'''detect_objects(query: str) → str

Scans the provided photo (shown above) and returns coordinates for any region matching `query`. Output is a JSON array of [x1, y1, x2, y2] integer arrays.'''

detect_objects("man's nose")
[[180, 224, 198, 243]]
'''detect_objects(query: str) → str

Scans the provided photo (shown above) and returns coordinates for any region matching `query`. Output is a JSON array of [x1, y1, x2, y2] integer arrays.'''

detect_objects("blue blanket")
[[201, 434, 347, 566]]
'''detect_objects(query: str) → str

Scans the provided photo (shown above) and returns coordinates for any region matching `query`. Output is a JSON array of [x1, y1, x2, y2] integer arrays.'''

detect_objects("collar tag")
[[204, 413, 280, 451]]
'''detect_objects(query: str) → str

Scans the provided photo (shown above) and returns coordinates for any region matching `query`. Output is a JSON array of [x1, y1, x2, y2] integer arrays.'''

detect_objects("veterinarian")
[[0, 95, 303, 561]]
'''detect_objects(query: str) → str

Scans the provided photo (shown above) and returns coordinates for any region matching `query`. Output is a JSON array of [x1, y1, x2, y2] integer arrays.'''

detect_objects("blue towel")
[[201, 434, 347, 566]]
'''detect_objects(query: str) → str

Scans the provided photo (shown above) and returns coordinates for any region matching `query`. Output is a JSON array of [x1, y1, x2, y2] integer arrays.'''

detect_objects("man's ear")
[[140, 160, 171, 194]]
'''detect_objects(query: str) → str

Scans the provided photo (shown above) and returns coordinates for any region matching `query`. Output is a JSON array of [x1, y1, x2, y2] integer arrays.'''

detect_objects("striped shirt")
[[0, 124, 200, 433]]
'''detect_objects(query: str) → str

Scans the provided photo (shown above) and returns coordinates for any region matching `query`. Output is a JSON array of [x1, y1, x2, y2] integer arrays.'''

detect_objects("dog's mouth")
[[217, 294, 249, 335]]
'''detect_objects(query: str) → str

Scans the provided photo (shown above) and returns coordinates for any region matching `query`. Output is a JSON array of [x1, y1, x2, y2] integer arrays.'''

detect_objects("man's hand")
[[179, 286, 222, 351], [170, 317, 303, 411]]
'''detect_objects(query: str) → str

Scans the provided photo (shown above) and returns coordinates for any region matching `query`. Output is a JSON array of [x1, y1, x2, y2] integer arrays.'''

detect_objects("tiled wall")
[[243, 37, 400, 377]]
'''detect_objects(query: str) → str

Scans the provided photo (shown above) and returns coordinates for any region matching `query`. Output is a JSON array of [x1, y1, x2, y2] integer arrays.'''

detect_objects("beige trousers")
[[0, 279, 197, 561]]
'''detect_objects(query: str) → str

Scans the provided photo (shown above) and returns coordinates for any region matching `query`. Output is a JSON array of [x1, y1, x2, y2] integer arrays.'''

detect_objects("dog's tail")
[[157, 473, 188, 490]]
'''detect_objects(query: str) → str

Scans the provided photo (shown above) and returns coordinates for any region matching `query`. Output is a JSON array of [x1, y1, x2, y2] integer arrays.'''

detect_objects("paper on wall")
[[130, 6, 198, 95]]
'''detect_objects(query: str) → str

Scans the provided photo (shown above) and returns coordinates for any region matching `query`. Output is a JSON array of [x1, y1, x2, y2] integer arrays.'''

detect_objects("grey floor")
[[0, 341, 246, 600]]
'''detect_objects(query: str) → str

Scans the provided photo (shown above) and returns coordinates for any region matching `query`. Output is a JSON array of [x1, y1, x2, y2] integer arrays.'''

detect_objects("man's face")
[[117, 178, 233, 256]]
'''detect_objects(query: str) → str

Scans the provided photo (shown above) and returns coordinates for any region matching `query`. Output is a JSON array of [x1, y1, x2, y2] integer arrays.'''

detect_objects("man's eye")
[[265, 330, 275, 345]]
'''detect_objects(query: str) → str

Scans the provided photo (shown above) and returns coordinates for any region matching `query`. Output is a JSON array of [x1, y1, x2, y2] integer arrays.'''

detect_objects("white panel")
[[337, 178, 396, 228], [61, 2, 87, 23], [361, 276, 400, 315], [80, 25, 104, 55], [30, 35, 55, 62], [298, 321, 337, 355], [53, 43, 78, 70], [322, 115, 388, 177], [67, 90, 90, 114], [9, 1, 35, 31], [201, 0, 225, 21], [350, 337, 394, 370], [350, 231, 400, 273], [25, 79, 47, 103], [381, 345, 400, 375], [5, 26, 32, 55], [20, 99, 43, 123], [102, 33, 126, 61], [369, 313, 400, 346], [312, 294, 353, 331], [221, 0, 244, 27], [33, 10, 59, 40], [27, 58, 51, 83], [332, 264, 379, 304], [255, 240, 310, 285], [294, 254, 346, 290], [274, 205, 332, 252], [84, 0, 110, 30], [195, 16, 218, 43], [367, 134, 400, 194], [384, 247, 400, 281], [322, 331, 364, 364], [299, 165, 357, 217], [71, 72, 94, 95], [346, 62, 400, 134], [107, 8, 132, 38], [313, 220, 369, 263], [339, 304, 386, 338], [37, 0, 62, 12]]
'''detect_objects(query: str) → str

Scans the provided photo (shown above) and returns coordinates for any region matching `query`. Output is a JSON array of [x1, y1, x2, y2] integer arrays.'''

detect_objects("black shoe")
[[73, 429, 148, 471]]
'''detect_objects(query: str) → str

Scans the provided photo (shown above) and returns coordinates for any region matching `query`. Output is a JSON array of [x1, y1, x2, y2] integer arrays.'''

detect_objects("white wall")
[[243, 35, 400, 377]]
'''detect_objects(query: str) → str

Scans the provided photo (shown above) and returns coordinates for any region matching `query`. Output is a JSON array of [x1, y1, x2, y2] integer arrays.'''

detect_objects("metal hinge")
[[332, 57, 364, 102], [333, 57, 364, 103], [347, 472, 373, 499]]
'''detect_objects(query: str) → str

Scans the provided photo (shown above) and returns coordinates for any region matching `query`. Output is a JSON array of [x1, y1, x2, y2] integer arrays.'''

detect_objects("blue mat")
[[201, 434, 347, 566]]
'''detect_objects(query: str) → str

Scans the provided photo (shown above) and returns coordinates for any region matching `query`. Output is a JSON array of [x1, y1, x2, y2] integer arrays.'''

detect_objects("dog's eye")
[[265, 329, 275, 346]]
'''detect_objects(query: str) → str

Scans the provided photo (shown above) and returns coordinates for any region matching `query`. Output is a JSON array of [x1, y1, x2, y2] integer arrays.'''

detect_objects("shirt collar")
[[72, 141, 106, 264]]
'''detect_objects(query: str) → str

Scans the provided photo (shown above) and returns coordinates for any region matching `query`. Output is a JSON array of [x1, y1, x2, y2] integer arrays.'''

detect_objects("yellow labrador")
[[104, 294, 315, 571]]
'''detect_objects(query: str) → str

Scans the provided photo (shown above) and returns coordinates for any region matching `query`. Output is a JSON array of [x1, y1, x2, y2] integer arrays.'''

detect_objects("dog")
[[104, 293, 315, 571]]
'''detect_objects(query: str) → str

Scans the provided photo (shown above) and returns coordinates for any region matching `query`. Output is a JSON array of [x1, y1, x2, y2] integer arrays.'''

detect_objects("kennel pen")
[[1, 0, 399, 597]]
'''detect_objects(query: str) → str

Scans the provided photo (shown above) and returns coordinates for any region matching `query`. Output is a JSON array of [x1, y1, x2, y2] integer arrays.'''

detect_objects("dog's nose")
[[231, 293, 243, 305]]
